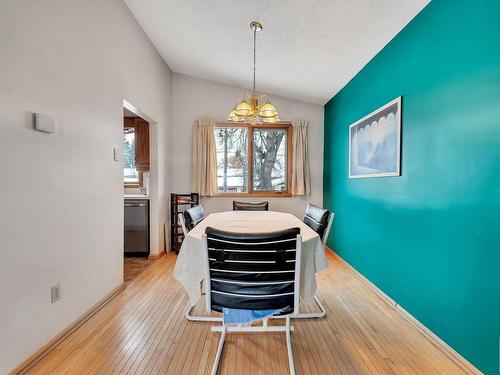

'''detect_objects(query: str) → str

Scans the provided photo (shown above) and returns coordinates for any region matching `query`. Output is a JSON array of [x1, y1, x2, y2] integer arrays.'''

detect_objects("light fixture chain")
[[228, 21, 278, 124], [253, 27, 256, 93]]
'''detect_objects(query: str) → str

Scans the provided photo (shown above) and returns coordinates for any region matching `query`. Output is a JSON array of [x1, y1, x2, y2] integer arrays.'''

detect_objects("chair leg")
[[271, 294, 326, 320], [315, 294, 326, 316], [185, 281, 223, 322], [188, 294, 325, 322], [285, 316, 296, 375], [185, 303, 222, 322], [211, 325, 227, 375], [209, 319, 295, 374]]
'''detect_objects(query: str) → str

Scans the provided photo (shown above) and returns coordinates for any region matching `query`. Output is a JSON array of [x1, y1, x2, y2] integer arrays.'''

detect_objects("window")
[[123, 127, 139, 184], [215, 128, 248, 193], [253, 128, 288, 192], [123, 117, 149, 187], [214, 124, 292, 196]]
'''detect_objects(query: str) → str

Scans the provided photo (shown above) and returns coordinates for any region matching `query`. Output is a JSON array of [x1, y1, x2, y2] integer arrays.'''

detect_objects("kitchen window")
[[123, 127, 139, 184], [123, 117, 149, 188], [214, 123, 292, 196]]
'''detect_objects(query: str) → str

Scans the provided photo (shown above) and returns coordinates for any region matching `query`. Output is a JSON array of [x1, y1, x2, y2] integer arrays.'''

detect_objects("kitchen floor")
[[124, 256, 156, 282]]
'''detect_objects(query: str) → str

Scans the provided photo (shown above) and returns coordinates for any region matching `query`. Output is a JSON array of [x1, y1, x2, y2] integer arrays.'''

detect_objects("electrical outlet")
[[51, 284, 61, 304]]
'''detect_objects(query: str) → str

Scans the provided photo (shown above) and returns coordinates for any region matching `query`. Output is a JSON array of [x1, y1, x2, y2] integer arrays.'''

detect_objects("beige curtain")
[[291, 120, 310, 196], [191, 119, 217, 196]]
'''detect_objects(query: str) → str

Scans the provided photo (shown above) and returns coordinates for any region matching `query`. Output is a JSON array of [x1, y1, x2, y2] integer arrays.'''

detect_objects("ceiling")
[[124, 0, 429, 105]]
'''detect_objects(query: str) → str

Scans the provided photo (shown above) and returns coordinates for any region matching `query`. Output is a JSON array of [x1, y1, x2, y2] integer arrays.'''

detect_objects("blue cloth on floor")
[[222, 308, 281, 325]]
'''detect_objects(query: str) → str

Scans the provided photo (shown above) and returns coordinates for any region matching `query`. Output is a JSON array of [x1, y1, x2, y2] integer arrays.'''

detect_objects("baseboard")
[[148, 250, 165, 260], [10, 282, 126, 375], [326, 247, 482, 375]]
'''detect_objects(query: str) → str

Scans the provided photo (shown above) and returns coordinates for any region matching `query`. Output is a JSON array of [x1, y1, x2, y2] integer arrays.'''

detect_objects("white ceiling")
[[124, 0, 429, 105]]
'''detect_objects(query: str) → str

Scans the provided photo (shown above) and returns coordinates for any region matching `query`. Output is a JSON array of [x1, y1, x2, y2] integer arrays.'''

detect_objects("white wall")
[[0, 1, 172, 373], [172, 74, 324, 219]]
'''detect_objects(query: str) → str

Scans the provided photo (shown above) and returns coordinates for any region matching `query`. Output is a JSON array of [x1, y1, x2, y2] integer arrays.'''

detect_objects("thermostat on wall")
[[34, 113, 56, 133]]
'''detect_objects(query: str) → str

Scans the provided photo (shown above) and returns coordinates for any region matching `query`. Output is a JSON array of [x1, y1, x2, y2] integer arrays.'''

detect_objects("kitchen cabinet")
[[124, 117, 149, 172], [134, 118, 149, 171]]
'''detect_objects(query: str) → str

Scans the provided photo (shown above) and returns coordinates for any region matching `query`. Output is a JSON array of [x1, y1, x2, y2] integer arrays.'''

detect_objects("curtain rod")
[[215, 120, 291, 126]]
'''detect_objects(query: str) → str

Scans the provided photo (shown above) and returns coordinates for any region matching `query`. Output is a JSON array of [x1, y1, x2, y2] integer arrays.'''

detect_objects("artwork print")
[[349, 97, 401, 178]]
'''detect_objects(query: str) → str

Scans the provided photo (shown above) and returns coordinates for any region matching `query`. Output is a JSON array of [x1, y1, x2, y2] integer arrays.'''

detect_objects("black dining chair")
[[183, 204, 206, 232], [303, 203, 334, 245], [178, 212, 188, 235], [202, 226, 302, 375], [232, 200, 269, 211], [302, 203, 334, 320]]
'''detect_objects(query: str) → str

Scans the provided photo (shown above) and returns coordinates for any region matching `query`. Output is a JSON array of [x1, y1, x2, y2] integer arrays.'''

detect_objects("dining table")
[[173, 210, 329, 317]]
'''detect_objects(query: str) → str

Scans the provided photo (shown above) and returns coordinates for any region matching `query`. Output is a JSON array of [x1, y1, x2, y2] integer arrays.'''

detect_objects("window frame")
[[213, 122, 293, 198], [123, 123, 142, 188]]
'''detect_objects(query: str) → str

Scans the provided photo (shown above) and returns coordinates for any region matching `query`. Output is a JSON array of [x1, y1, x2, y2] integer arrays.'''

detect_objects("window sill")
[[212, 192, 293, 198]]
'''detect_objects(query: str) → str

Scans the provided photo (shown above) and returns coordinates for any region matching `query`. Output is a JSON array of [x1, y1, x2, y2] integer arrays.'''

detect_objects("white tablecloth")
[[173, 211, 329, 307]]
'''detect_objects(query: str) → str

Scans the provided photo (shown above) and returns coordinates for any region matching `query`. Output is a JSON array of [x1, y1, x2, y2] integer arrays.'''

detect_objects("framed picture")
[[349, 97, 401, 179]]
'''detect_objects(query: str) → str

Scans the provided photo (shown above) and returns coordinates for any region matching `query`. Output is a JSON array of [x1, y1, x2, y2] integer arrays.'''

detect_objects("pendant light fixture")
[[227, 21, 280, 124]]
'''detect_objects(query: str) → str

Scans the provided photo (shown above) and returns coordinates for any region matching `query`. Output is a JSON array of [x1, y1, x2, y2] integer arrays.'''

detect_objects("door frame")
[[123, 99, 162, 257]]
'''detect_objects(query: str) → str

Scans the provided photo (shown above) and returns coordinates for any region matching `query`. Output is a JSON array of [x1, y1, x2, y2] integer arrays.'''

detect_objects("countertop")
[[124, 194, 150, 200]]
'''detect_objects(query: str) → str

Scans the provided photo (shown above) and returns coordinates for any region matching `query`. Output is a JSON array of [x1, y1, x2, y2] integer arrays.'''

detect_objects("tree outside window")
[[123, 128, 138, 183], [214, 124, 291, 195]]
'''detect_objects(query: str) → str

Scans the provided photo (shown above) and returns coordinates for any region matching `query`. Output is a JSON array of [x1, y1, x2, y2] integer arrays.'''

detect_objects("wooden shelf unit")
[[170, 193, 199, 254]]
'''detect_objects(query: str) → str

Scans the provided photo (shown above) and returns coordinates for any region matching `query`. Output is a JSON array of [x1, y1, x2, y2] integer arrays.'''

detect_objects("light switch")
[[34, 113, 56, 133], [113, 147, 120, 161]]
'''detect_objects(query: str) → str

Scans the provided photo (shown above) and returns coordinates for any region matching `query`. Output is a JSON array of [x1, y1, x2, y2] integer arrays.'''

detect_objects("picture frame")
[[348, 96, 402, 179]]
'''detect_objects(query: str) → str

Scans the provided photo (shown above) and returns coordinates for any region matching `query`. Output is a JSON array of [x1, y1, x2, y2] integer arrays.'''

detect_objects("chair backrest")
[[178, 212, 188, 235], [322, 212, 335, 246], [232, 200, 269, 211], [202, 227, 302, 315], [303, 203, 330, 242], [183, 204, 205, 232]]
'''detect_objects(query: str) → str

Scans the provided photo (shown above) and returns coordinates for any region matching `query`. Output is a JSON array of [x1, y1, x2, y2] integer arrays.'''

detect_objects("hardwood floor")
[[124, 256, 156, 283], [24, 251, 470, 375]]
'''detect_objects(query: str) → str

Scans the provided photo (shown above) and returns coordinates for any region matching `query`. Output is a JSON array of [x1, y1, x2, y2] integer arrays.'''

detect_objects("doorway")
[[122, 102, 157, 282]]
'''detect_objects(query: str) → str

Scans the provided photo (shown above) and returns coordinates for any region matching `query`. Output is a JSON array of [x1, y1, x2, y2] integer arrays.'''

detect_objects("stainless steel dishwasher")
[[124, 199, 150, 255]]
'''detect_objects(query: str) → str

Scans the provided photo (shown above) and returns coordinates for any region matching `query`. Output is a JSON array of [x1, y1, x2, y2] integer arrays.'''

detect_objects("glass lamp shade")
[[227, 109, 243, 122], [258, 101, 278, 118], [234, 100, 254, 117], [261, 115, 280, 123]]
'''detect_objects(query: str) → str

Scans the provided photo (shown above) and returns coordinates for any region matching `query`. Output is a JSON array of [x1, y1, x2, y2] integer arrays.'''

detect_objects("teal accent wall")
[[323, 1, 500, 373]]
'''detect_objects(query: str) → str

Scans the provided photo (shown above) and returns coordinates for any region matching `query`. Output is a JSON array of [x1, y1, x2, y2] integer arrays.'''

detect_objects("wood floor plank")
[[29, 262, 169, 375], [22, 252, 472, 375]]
